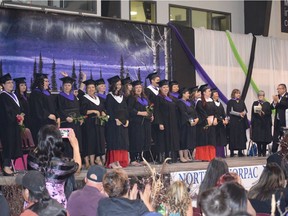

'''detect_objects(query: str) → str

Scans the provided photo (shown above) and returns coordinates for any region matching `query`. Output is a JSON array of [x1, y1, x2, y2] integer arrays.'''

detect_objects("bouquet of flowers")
[[72, 115, 88, 124], [97, 115, 110, 126], [145, 103, 154, 119], [16, 113, 25, 132]]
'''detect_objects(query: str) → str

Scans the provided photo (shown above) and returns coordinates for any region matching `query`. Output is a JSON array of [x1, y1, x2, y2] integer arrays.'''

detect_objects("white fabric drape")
[[194, 27, 288, 121]]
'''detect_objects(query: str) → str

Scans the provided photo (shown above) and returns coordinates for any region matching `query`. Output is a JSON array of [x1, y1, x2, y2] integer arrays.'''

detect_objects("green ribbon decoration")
[[225, 31, 260, 94]]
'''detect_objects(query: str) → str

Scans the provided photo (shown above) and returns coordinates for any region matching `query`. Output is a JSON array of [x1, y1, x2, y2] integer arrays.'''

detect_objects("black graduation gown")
[[29, 89, 57, 144], [105, 93, 129, 151], [144, 87, 158, 104], [177, 100, 197, 150], [195, 100, 217, 147], [251, 101, 272, 143], [214, 101, 227, 147], [154, 95, 180, 153], [226, 99, 249, 150], [57, 93, 83, 155], [80, 95, 106, 157], [0, 92, 22, 161], [15, 93, 31, 129], [127, 96, 152, 153]]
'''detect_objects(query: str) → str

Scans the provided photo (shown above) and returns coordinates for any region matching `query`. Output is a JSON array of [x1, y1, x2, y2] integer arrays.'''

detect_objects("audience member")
[[197, 158, 228, 205], [28, 125, 81, 207], [199, 187, 231, 216], [16, 170, 68, 216], [220, 182, 256, 216], [98, 169, 153, 216], [248, 163, 288, 216], [67, 165, 107, 216], [165, 181, 193, 216], [0, 187, 10, 216]]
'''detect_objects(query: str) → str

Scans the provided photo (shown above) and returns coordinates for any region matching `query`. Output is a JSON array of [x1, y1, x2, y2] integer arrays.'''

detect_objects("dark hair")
[[131, 85, 148, 101], [34, 125, 64, 172], [231, 89, 240, 99], [31, 77, 45, 91], [279, 84, 287, 91], [109, 81, 122, 96], [122, 83, 132, 97], [248, 163, 285, 201], [201, 88, 210, 107], [103, 169, 130, 198], [197, 158, 229, 205], [220, 182, 248, 214], [25, 186, 50, 203], [15, 82, 27, 98], [199, 187, 231, 216]]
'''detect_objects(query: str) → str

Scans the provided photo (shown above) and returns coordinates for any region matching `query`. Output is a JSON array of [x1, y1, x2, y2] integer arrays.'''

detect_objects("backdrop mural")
[[0, 8, 171, 91]]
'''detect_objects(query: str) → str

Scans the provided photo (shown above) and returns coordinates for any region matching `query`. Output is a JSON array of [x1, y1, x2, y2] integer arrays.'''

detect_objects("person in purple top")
[[67, 165, 107, 216]]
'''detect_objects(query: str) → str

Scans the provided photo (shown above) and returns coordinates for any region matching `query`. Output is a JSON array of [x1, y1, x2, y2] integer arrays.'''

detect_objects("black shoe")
[[230, 152, 235, 157], [238, 151, 245, 157]]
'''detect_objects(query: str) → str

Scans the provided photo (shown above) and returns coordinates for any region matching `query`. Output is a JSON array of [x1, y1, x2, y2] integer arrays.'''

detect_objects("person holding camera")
[[28, 125, 81, 207]]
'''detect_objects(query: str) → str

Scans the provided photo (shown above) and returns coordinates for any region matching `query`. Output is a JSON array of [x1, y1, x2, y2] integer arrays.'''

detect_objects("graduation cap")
[[146, 72, 160, 81], [59, 76, 75, 84], [131, 80, 142, 87], [83, 79, 96, 86], [13, 77, 26, 85], [158, 79, 169, 87], [121, 77, 132, 85], [107, 75, 121, 85], [0, 73, 12, 84], [35, 73, 48, 80], [95, 78, 105, 86], [179, 87, 190, 97], [198, 84, 209, 93], [169, 80, 179, 87], [189, 85, 199, 93]]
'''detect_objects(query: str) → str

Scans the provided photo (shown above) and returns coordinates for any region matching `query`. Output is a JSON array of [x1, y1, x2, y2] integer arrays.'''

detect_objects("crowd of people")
[[1, 71, 286, 174], [1, 71, 288, 215]]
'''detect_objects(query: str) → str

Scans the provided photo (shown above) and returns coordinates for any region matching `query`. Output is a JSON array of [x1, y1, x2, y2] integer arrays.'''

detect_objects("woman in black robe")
[[127, 80, 152, 166], [169, 81, 180, 100], [226, 89, 249, 157], [80, 79, 106, 168], [194, 84, 217, 161], [154, 79, 180, 163], [251, 90, 272, 156], [29, 73, 58, 145], [105, 75, 129, 169], [57, 76, 83, 158], [96, 78, 107, 101], [0, 73, 23, 175], [211, 89, 228, 158], [177, 87, 199, 162]]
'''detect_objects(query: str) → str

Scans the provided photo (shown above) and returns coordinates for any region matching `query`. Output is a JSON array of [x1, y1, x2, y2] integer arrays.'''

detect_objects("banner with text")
[[281, 0, 288, 33]]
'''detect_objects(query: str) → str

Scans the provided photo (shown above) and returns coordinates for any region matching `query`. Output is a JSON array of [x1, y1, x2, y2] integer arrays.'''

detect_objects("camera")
[[59, 128, 70, 138]]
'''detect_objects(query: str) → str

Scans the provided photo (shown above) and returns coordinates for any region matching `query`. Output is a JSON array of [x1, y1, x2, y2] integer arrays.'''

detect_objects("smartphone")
[[59, 128, 70, 138]]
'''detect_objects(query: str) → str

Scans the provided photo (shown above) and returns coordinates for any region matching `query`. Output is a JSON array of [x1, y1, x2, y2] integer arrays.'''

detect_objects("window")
[[169, 4, 231, 31], [130, 1, 156, 23]]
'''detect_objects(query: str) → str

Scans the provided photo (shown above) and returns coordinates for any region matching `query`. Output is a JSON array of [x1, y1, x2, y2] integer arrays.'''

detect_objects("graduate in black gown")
[[0, 74, 23, 175], [251, 90, 272, 156], [127, 80, 153, 166], [226, 89, 249, 157], [211, 89, 228, 158], [121, 77, 132, 100], [144, 72, 160, 161], [194, 84, 217, 161], [96, 78, 107, 101], [80, 79, 106, 168], [14, 77, 35, 150], [177, 87, 199, 162], [154, 79, 180, 163], [57, 76, 83, 158], [169, 81, 180, 100], [29, 73, 58, 145], [105, 75, 129, 169]]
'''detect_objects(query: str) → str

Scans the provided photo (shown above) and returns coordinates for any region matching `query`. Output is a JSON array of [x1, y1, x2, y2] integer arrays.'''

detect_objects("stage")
[[0, 156, 267, 186]]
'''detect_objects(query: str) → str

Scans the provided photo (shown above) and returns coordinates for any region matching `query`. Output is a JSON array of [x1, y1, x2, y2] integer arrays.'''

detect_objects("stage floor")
[[0, 156, 267, 185]]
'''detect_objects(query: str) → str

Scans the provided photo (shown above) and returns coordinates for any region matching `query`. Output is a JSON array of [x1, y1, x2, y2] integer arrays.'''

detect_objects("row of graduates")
[[0, 71, 254, 174]]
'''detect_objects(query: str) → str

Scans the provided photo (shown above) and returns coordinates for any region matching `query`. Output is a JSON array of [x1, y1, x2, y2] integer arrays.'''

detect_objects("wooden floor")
[[0, 156, 267, 185]]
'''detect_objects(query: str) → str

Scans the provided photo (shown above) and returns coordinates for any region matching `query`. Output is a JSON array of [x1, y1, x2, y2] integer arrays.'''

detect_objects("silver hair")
[[257, 90, 265, 97]]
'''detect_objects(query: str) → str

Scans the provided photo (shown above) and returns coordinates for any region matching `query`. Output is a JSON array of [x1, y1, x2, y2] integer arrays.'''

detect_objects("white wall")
[[269, 0, 288, 40], [121, 0, 245, 34]]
